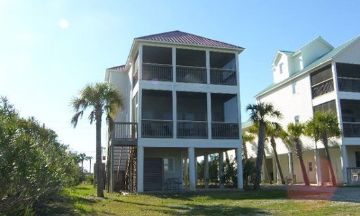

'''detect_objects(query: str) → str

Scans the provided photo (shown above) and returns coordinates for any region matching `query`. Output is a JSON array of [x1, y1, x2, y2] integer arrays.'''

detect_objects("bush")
[[0, 97, 81, 215]]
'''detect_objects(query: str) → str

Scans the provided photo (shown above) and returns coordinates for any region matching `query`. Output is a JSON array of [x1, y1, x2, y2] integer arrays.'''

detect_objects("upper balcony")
[[310, 65, 334, 99], [336, 63, 360, 93], [138, 89, 239, 139], [138, 45, 237, 86]]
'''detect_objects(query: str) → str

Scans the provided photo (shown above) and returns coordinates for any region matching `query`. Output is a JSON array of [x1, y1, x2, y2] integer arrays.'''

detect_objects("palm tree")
[[78, 153, 87, 173], [71, 82, 122, 197], [242, 131, 255, 161], [242, 131, 255, 187], [305, 112, 340, 186], [86, 156, 93, 173], [246, 102, 281, 190], [266, 123, 286, 184], [287, 123, 310, 186]]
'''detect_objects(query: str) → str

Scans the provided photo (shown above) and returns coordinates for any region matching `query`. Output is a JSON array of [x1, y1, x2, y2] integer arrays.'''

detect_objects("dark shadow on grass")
[[36, 193, 98, 215], [156, 204, 270, 216], [147, 189, 286, 201]]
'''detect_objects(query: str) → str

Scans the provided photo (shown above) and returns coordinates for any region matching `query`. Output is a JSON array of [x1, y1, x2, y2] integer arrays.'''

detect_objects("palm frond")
[[71, 111, 84, 128]]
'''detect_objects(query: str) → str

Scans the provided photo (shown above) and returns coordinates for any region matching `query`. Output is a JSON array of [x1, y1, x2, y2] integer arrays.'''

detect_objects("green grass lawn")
[[41, 184, 360, 216]]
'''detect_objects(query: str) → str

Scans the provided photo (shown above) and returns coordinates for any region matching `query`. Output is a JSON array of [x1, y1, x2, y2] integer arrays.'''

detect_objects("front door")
[[144, 158, 163, 191]]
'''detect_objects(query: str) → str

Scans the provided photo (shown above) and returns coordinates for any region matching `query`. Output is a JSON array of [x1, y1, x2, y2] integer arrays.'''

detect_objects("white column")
[[206, 50, 210, 84], [207, 93, 212, 139], [219, 152, 224, 188], [138, 45, 143, 138], [188, 147, 196, 191], [235, 147, 243, 189], [314, 146, 322, 186], [204, 153, 209, 189], [172, 91, 177, 139], [340, 144, 349, 184], [137, 146, 144, 192], [172, 47, 177, 139], [288, 152, 294, 184]]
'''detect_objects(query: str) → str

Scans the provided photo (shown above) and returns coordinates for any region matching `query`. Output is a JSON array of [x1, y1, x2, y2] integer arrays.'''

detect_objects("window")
[[279, 63, 284, 74], [308, 162, 313, 172], [313, 100, 337, 114], [294, 115, 299, 124], [164, 158, 174, 172], [356, 152, 360, 167], [292, 82, 297, 94]]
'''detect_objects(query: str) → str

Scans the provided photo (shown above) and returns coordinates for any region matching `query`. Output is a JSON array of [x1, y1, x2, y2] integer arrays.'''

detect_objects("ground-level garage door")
[[144, 158, 163, 191]]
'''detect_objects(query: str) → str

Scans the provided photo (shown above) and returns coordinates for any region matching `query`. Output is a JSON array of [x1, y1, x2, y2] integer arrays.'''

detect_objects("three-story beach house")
[[252, 35, 360, 185], [105, 31, 244, 192]]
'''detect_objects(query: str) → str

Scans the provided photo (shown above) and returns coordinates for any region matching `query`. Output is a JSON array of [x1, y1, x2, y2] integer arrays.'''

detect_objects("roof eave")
[[134, 39, 244, 53]]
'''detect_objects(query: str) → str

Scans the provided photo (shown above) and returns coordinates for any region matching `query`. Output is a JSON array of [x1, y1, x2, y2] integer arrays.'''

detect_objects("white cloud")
[[58, 18, 70, 29]]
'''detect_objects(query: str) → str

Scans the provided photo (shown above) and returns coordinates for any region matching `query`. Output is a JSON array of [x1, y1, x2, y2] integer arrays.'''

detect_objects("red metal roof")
[[135, 30, 243, 50]]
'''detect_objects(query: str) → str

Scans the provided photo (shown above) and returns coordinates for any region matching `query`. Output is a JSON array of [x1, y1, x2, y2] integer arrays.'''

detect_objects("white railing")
[[311, 78, 334, 98], [212, 122, 239, 139], [112, 122, 138, 145], [142, 63, 173, 81], [142, 119, 173, 138], [176, 65, 207, 83], [210, 68, 237, 85], [177, 120, 208, 138]]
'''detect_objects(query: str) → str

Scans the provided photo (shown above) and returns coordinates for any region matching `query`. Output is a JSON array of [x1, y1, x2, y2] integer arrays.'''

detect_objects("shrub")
[[0, 97, 81, 215]]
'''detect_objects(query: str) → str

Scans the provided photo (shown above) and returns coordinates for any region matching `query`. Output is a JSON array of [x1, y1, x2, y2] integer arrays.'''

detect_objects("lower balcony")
[[177, 120, 208, 139], [111, 122, 138, 146], [212, 122, 239, 139], [142, 119, 173, 138]]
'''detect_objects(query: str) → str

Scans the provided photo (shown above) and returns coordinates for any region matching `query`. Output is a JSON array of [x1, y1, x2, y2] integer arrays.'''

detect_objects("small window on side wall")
[[279, 63, 284, 74], [294, 115, 300, 124], [292, 82, 296, 94], [308, 162, 313, 172]]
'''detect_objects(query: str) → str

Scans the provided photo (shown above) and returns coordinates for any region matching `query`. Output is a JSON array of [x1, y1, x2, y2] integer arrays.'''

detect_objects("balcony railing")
[[142, 63, 172, 81], [210, 68, 237, 85], [347, 167, 360, 184], [311, 78, 334, 98], [176, 65, 207, 84], [142, 119, 173, 138], [111, 122, 138, 145], [343, 122, 360, 137], [338, 77, 360, 93], [177, 120, 208, 138], [212, 122, 239, 139]]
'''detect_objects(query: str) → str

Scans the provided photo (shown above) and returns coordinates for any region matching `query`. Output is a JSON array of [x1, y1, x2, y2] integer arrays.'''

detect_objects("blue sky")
[[1, 0, 359, 170]]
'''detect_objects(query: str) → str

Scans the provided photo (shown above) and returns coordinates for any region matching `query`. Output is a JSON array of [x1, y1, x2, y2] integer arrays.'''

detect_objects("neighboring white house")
[[105, 31, 244, 192], [249, 35, 360, 186]]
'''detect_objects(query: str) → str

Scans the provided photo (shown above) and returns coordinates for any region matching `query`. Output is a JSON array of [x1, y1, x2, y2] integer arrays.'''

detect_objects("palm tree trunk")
[[254, 122, 266, 190], [270, 137, 285, 184], [322, 136, 337, 186], [242, 140, 248, 160], [96, 111, 104, 197], [89, 159, 92, 173], [295, 139, 310, 186], [81, 161, 84, 173]]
